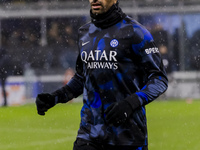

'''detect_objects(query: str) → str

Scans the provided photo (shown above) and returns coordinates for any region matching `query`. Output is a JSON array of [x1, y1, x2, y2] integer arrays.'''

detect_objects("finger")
[[36, 101, 49, 115], [38, 111, 45, 116], [105, 103, 115, 114], [105, 107, 115, 120], [36, 98, 50, 111], [105, 108, 119, 124], [106, 112, 119, 124], [37, 106, 48, 112], [37, 104, 50, 115], [37, 107, 47, 115]]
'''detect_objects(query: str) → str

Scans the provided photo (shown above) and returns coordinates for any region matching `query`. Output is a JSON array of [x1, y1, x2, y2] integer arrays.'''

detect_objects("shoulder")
[[123, 16, 149, 33], [78, 21, 100, 37], [122, 16, 153, 44], [78, 21, 92, 33]]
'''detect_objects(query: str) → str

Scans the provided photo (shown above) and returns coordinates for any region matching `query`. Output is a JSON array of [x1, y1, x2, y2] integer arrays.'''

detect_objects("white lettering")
[[100, 50, 108, 61], [108, 62, 113, 68], [86, 62, 119, 70], [81, 50, 118, 70], [110, 51, 117, 61], [94, 62, 98, 69], [104, 62, 109, 69], [114, 63, 118, 70], [99, 62, 104, 68], [87, 62, 93, 68], [81, 51, 87, 63], [87, 51, 95, 61], [95, 50, 101, 60], [145, 47, 159, 55]]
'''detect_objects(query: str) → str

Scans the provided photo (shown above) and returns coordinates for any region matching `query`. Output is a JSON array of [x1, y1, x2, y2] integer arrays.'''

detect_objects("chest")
[[79, 26, 133, 64]]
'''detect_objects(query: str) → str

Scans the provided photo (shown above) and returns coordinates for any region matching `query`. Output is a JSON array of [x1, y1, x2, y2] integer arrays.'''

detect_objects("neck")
[[90, 2, 126, 29]]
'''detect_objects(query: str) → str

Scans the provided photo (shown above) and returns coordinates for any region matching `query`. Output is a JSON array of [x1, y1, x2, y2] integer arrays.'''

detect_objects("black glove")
[[35, 93, 57, 116], [105, 94, 141, 126], [105, 100, 133, 126], [36, 85, 74, 116]]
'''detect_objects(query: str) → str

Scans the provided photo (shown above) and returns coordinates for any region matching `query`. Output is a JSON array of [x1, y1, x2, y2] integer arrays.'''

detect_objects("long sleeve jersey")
[[64, 15, 168, 146]]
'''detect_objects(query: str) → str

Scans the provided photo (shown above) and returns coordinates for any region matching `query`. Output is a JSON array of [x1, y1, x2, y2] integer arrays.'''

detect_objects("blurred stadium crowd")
[[0, 0, 200, 77], [1, 17, 85, 76]]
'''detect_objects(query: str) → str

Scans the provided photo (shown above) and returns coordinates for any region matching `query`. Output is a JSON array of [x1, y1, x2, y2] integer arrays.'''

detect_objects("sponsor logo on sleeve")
[[145, 47, 159, 54]]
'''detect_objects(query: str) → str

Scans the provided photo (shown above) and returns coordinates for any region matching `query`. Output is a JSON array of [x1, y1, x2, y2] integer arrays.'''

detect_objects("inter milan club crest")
[[110, 39, 119, 48]]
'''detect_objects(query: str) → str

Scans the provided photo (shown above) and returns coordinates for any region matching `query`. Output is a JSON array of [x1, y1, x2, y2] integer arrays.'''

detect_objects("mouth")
[[91, 2, 102, 10]]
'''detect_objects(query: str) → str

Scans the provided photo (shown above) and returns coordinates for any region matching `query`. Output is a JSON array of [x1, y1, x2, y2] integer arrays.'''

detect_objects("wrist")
[[51, 92, 66, 104], [51, 86, 74, 103]]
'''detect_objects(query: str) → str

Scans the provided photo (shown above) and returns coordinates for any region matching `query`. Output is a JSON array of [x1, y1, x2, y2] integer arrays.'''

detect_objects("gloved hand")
[[35, 93, 57, 116], [105, 100, 133, 127], [105, 94, 142, 126]]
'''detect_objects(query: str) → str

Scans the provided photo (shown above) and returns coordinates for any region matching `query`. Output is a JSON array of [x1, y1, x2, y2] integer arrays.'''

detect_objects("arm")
[[105, 43, 168, 126], [52, 54, 84, 102], [124, 46, 168, 112], [126, 30, 168, 110], [52, 72, 84, 103], [105, 25, 168, 126], [36, 55, 84, 115]]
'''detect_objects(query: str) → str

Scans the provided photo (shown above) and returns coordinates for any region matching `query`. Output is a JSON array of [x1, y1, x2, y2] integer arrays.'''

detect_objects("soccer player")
[[35, 0, 168, 150]]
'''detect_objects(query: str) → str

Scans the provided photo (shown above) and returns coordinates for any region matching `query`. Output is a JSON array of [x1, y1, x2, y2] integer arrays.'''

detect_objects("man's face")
[[89, 0, 117, 15]]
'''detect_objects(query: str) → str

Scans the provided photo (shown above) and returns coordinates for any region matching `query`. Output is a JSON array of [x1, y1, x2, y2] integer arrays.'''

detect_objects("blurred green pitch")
[[0, 98, 200, 150]]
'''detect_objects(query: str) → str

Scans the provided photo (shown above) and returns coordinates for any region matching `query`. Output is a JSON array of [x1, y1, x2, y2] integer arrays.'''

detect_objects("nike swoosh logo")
[[82, 41, 90, 46]]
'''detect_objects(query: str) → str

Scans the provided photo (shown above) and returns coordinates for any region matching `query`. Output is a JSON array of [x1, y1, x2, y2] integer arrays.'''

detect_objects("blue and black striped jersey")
[[68, 15, 168, 146]]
